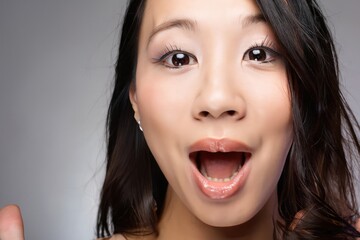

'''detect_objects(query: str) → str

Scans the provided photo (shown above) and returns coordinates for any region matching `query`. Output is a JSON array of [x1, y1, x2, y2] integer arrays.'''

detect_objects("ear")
[[129, 82, 140, 121]]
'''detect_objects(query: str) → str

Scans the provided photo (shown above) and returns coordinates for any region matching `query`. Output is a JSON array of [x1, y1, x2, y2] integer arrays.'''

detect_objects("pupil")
[[250, 49, 266, 61], [172, 53, 190, 66]]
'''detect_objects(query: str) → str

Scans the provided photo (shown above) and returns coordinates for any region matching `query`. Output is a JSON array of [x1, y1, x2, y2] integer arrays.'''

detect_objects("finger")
[[0, 205, 25, 240]]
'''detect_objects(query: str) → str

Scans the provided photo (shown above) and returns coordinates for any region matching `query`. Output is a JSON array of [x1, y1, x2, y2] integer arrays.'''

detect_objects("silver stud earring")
[[137, 120, 143, 132]]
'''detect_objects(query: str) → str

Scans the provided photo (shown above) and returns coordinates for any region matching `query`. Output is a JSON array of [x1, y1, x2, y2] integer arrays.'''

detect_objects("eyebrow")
[[147, 18, 197, 47], [147, 13, 266, 46], [241, 13, 266, 28]]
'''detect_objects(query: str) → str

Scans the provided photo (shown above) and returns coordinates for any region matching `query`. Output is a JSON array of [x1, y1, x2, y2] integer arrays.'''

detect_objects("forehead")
[[142, 0, 261, 29]]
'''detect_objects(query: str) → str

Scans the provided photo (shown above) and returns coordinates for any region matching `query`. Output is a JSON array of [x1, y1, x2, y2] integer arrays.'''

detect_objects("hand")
[[0, 205, 25, 240]]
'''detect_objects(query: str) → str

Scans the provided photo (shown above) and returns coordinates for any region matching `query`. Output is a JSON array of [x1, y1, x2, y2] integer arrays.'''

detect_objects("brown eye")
[[243, 47, 279, 63], [171, 53, 190, 66], [249, 49, 267, 61], [162, 51, 197, 68]]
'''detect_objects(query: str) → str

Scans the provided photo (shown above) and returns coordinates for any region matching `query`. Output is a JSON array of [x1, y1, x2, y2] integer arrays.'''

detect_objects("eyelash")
[[153, 39, 281, 69], [244, 37, 280, 63], [152, 44, 197, 69]]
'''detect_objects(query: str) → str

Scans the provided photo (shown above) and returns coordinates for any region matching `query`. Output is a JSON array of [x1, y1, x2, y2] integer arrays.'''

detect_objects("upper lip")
[[188, 138, 251, 154]]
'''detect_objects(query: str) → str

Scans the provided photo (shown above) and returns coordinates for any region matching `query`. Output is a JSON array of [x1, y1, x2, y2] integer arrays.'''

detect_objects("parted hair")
[[97, 0, 360, 239]]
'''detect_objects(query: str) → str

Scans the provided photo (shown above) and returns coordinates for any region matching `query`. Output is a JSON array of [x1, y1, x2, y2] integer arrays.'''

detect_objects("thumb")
[[0, 205, 25, 240]]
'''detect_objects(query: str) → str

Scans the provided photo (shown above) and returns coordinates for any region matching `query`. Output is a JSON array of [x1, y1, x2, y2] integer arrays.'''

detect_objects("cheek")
[[134, 66, 195, 171], [136, 81, 179, 178], [247, 70, 292, 133], [136, 77, 190, 133], [244, 70, 293, 181], [135, 62, 198, 133]]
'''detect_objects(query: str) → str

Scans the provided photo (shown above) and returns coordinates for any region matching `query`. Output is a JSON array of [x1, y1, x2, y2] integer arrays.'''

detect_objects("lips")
[[189, 138, 252, 199]]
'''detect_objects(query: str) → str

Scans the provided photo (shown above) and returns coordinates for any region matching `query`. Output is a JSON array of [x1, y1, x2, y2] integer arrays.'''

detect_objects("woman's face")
[[130, 0, 293, 227]]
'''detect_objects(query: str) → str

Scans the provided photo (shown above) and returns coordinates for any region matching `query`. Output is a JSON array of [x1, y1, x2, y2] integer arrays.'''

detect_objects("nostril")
[[199, 111, 209, 118], [197, 110, 238, 119], [227, 110, 236, 116]]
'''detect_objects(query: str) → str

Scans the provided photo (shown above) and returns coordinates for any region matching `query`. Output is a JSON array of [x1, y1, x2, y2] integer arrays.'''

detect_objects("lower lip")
[[191, 156, 251, 200]]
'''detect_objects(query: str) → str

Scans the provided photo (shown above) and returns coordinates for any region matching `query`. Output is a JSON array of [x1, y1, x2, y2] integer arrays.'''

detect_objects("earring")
[[152, 199, 158, 212], [137, 120, 143, 132]]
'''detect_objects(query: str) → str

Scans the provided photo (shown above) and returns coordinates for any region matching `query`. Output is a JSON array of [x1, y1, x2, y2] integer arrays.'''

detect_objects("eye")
[[243, 47, 279, 63], [161, 51, 197, 68]]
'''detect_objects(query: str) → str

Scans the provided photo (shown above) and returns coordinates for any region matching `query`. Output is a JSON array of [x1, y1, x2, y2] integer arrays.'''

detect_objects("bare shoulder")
[[97, 233, 155, 240], [97, 234, 127, 240]]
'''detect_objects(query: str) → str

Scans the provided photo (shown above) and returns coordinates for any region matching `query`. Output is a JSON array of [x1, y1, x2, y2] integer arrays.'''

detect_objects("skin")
[[0, 1, 358, 240], [0, 207, 359, 240], [0, 205, 24, 240], [129, 0, 293, 239]]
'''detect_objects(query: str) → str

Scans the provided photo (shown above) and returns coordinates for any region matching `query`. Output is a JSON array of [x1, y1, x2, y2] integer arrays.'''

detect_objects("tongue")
[[199, 151, 242, 179]]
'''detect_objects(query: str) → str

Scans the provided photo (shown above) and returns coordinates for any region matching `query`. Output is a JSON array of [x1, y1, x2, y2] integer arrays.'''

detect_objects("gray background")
[[0, 0, 359, 239]]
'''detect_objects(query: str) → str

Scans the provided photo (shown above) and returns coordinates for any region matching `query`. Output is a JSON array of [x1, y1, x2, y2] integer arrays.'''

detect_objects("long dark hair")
[[97, 0, 360, 239]]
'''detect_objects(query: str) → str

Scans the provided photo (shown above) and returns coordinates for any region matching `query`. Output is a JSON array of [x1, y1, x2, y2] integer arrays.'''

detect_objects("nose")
[[191, 63, 246, 121]]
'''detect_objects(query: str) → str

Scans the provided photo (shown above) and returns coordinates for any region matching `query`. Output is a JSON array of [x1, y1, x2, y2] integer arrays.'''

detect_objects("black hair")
[[97, 0, 360, 239], [97, 0, 168, 236]]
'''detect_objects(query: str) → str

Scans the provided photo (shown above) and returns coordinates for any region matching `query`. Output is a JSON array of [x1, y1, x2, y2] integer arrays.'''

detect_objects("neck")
[[156, 186, 278, 240]]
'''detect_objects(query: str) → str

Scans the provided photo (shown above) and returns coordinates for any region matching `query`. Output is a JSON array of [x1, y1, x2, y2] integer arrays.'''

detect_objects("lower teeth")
[[197, 152, 246, 183], [200, 168, 239, 182]]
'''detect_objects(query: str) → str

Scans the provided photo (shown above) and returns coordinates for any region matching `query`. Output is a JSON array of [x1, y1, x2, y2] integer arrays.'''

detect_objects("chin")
[[181, 180, 279, 229]]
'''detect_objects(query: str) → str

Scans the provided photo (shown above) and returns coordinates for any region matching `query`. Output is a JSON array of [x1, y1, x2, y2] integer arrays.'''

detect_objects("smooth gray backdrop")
[[0, 1, 359, 239]]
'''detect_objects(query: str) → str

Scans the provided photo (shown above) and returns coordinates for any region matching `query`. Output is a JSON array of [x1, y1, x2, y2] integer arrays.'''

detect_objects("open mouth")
[[188, 138, 252, 199], [190, 151, 250, 183]]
